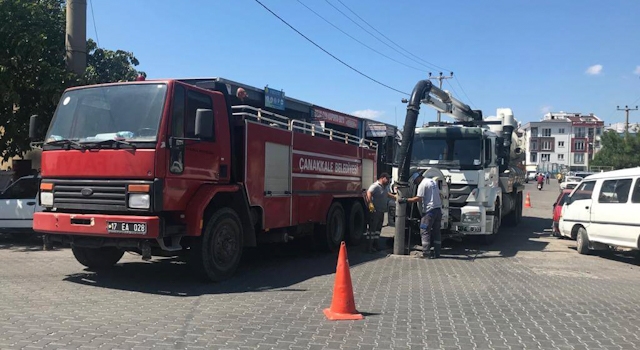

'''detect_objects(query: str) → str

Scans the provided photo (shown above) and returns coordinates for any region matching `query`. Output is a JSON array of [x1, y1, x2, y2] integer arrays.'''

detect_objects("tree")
[[591, 130, 640, 170], [0, 0, 145, 162]]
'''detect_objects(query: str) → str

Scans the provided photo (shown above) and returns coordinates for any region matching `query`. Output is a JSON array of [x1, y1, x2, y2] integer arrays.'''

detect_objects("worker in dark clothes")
[[365, 173, 397, 253], [398, 175, 443, 259]]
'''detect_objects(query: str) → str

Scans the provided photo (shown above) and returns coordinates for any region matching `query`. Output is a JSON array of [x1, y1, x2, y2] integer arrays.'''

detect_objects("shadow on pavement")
[[567, 245, 640, 266], [0, 232, 68, 252], [388, 215, 554, 261], [62, 238, 386, 297]]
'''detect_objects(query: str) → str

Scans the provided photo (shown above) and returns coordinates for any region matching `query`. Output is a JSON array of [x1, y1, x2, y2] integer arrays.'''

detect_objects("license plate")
[[107, 221, 147, 235]]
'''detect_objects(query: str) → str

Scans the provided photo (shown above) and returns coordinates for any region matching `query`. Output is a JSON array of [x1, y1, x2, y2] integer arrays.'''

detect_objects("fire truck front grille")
[[52, 180, 128, 212]]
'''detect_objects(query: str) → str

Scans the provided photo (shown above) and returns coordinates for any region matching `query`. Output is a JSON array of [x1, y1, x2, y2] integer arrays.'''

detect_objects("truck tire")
[[347, 202, 365, 246], [576, 227, 590, 255], [190, 208, 243, 282], [504, 192, 522, 227], [316, 202, 346, 252], [482, 203, 500, 245], [72, 246, 124, 269]]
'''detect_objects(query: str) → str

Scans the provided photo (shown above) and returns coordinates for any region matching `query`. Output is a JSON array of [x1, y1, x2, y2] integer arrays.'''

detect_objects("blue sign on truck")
[[265, 86, 285, 110]]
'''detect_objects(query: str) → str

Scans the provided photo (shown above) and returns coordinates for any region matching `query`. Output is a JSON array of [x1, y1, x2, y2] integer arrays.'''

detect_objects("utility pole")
[[617, 105, 639, 140], [66, 0, 87, 75], [428, 72, 454, 122]]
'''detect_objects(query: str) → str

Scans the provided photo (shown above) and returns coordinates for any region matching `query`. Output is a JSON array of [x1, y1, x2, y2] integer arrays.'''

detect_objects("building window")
[[575, 140, 585, 151], [558, 154, 564, 161], [541, 154, 550, 162], [588, 128, 595, 138], [575, 127, 586, 138], [541, 141, 552, 150], [530, 153, 537, 163], [531, 140, 538, 151], [542, 128, 551, 137], [574, 153, 584, 164], [558, 128, 565, 134], [596, 127, 602, 135], [558, 141, 565, 148], [531, 127, 538, 137]]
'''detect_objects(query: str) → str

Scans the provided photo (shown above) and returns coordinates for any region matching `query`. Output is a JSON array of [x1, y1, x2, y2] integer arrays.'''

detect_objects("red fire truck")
[[29, 78, 377, 281]]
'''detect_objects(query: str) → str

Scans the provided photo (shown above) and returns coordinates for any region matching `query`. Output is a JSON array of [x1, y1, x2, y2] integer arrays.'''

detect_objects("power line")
[[334, 0, 450, 72], [453, 75, 476, 109], [444, 79, 460, 99], [330, 0, 476, 108], [323, 0, 435, 72], [296, 0, 424, 72], [88, 0, 100, 46], [253, 0, 409, 95]]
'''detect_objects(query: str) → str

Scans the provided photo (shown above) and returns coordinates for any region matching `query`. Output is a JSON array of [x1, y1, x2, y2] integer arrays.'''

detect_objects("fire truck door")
[[167, 84, 225, 182]]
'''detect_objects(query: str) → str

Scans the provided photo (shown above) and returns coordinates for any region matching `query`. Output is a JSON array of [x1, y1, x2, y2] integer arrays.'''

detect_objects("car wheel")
[[576, 227, 590, 255]]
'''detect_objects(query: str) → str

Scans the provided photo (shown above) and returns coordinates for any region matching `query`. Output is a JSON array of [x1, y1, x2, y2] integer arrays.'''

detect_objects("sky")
[[88, 0, 640, 128]]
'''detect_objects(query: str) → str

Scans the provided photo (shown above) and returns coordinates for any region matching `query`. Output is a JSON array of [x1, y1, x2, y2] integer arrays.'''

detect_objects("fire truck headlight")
[[40, 192, 53, 206], [129, 194, 150, 209]]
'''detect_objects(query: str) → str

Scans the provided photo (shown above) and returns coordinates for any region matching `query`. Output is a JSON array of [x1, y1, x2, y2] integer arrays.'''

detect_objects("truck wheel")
[[347, 202, 365, 246], [316, 202, 346, 252], [504, 193, 522, 227], [72, 246, 124, 269], [191, 208, 243, 282], [576, 227, 590, 255]]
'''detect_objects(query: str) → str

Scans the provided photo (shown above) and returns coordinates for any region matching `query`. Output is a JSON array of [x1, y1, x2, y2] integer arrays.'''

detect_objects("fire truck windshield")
[[411, 135, 483, 170], [45, 83, 167, 148]]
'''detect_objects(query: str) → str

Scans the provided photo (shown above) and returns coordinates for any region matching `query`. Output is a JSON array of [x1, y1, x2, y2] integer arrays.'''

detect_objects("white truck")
[[392, 80, 525, 253]]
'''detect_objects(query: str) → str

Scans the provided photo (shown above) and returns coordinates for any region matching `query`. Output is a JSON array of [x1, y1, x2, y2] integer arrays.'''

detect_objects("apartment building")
[[522, 112, 604, 172]]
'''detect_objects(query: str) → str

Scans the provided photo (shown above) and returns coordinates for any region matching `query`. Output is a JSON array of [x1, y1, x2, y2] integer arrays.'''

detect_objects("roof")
[[584, 167, 640, 180]]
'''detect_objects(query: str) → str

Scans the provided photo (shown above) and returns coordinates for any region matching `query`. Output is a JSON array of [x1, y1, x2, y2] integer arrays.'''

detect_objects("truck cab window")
[[171, 85, 185, 137], [186, 90, 215, 140]]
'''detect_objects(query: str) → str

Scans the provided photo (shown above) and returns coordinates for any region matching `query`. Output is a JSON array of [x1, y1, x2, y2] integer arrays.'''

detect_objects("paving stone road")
[[1, 182, 640, 349]]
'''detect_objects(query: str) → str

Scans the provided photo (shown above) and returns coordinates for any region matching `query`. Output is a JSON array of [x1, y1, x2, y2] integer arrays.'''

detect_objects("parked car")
[[559, 167, 640, 255], [574, 171, 594, 179], [525, 171, 537, 183], [552, 189, 573, 237], [559, 176, 583, 191], [0, 175, 42, 235]]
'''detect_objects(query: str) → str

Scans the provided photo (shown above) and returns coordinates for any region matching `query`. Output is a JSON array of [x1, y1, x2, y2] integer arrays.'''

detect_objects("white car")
[[0, 175, 42, 234], [560, 176, 583, 191]]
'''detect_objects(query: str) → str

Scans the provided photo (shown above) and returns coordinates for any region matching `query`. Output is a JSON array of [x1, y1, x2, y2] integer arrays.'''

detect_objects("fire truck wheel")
[[191, 208, 243, 282], [347, 202, 366, 246], [71, 246, 124, 269], [318, 202, 346, 252]]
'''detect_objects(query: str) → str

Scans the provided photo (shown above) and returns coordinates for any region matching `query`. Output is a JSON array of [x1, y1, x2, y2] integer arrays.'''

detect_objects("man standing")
[[399, 176, 443, 259], [365, 173, 396, 253], [545, 171, 550, 185]]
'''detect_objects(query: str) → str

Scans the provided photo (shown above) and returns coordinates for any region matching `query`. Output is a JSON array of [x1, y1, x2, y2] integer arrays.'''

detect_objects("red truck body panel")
[[244, 120, 376, 230]]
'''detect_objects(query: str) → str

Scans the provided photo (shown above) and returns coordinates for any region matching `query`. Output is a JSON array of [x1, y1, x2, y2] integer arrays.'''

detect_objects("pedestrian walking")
[[545, 171, 550, 184], [398, 175, 443, 259], [365, 173, 396, 253]]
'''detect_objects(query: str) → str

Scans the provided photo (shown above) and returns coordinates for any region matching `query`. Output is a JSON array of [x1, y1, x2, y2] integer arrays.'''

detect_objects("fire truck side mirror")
[[29, 115, 39, 140], [195, 109, 214, 139]]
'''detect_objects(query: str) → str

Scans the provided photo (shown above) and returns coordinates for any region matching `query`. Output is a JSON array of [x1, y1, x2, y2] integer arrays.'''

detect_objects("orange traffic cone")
[[323, 242, 364, 321], [525, 192, 532, 208]]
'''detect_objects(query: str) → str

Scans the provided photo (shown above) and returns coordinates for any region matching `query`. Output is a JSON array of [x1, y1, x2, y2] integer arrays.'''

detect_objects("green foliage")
[[84, 39, 146, 84], [0, 0, 145, 162], [591, 130, 640, 170]]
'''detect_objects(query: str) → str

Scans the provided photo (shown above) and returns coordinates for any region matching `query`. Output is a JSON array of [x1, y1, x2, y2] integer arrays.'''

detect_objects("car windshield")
[[0, 177, 38, 200], [566, 177, 583, 182], [557, 193, 569, 206], [411, 136, 483, 170], [45, 83, 167, 145]]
